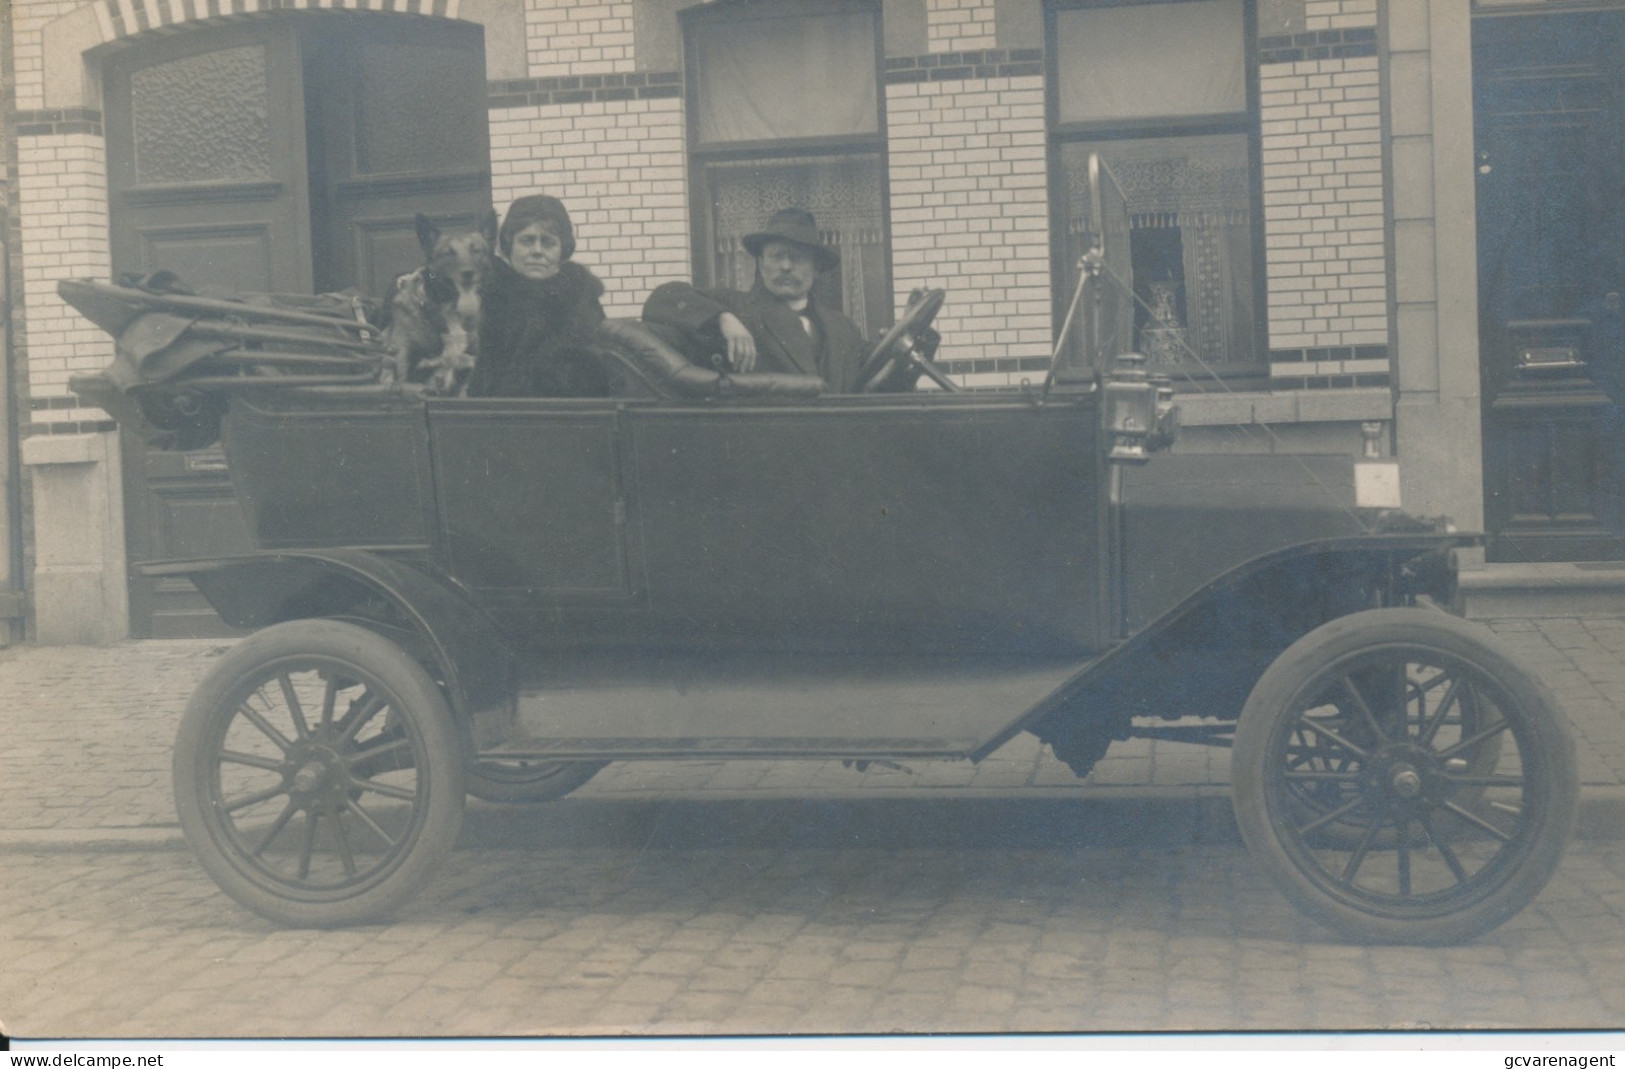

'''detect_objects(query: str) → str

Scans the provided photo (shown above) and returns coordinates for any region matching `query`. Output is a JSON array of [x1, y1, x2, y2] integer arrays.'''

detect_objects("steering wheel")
[[855, 288, 955, 392]]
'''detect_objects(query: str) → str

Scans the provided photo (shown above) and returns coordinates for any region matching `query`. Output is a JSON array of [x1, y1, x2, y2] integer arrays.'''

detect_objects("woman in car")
[[469, 194, 611, 398]]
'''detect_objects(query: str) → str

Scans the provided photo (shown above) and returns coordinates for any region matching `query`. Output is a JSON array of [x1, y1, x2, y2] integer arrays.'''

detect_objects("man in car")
[[642, 207, 930, 392]]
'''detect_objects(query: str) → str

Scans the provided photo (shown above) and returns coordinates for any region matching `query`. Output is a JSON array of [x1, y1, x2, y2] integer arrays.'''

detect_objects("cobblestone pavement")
[[0, 616, 1622, 1038], [4, 806, 1625, 1037]]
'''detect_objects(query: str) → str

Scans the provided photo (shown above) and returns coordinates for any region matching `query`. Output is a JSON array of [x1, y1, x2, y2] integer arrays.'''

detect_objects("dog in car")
[[383, 211, 498, 395]]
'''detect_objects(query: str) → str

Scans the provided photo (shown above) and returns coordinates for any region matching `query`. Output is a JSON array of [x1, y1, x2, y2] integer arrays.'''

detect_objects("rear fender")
[[1006, 534, 1476, 766], [144, 550, 515, 749]]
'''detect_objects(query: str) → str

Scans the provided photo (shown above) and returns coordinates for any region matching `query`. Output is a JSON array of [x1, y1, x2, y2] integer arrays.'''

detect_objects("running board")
[[493, 650, 1090, 760], [477, 737, 977, 762]]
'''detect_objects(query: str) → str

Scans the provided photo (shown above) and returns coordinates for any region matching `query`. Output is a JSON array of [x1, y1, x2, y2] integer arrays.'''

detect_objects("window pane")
[[1060, 134, 1257, 374], [130, 45, 271, 184], [353, 38, 487, 175], [702, 154, 888, 337], [1056, 0, 1245, 124], [692, 10, 879, 143]]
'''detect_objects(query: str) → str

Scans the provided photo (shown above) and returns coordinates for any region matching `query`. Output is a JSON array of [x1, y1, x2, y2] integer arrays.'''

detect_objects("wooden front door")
[[105, 14, 489, 636], [1474, 9, 1625, 563]]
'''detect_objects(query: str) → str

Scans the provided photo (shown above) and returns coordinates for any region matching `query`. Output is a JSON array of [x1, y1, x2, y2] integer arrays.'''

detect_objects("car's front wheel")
[[1232, 608, 1578, 945], [173, 619, 465, 927]]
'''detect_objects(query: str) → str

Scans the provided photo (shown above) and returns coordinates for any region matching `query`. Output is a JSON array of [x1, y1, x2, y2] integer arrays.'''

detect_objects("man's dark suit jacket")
[[642, 280, 871, 393]]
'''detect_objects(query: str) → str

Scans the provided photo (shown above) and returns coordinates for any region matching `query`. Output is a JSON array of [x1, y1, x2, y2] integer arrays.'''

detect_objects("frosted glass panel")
[[1056, 0, 1245, 123], [354, 40, 486, 175], [131, 45, 271, 184]]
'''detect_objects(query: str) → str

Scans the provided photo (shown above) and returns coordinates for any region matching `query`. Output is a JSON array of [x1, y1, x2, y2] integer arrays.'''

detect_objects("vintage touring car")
[[61, 158, 1578, 945]]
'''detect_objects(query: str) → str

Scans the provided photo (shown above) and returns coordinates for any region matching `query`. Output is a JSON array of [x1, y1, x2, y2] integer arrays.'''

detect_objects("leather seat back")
[[594, 319, 825, 400]]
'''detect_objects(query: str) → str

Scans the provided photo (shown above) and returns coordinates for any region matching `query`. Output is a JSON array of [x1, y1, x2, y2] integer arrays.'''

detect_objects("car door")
[[501, 395, 1107, 756]]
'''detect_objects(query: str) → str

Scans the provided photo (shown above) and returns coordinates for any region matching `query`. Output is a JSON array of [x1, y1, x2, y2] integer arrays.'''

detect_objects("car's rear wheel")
[[1232, 609, 1577, 945], [173, 619, 465, 927], [466, 759, 606, 803]]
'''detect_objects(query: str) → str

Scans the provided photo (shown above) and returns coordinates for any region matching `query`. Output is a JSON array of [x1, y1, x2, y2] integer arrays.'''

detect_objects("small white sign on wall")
[[1355, 461, 1403, 510]]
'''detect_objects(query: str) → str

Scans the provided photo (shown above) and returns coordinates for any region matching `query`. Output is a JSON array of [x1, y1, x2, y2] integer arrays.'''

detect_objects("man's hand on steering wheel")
[[855, 287, 954, 392], [912, 324, 941, 361]]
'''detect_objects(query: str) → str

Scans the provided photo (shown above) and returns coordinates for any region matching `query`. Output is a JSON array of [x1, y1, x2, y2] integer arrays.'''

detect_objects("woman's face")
[[507, 220, 564, 281]]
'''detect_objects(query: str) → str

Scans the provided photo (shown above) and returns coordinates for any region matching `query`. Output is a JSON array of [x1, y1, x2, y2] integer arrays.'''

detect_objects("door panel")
[[429, 404, 630, 597], [1474, 11, 1625, 562], [107, 25, 312, 635], [624, 400, 1105, 654], [136, 225, 277, 290]]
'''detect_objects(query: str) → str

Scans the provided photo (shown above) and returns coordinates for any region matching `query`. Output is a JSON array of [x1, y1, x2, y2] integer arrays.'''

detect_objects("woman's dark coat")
[[469, 259, 609, 398]]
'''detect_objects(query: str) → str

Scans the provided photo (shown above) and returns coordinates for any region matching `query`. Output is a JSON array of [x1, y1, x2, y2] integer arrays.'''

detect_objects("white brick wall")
[[525, 0, 637, 77], [1259, 55, 1388, 353], [11, 1, 84, 112], [926, 0, 998, 53], [17, 133, 112, 405], [489, 98, 690, 318], [1305, 0, 1378, 32], [887, 76, 1052, 389]]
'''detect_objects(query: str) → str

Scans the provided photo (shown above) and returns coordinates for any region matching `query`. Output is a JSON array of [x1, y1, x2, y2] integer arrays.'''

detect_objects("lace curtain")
[[1063, 135, 1257, 371], [706, 156, 887, 338]]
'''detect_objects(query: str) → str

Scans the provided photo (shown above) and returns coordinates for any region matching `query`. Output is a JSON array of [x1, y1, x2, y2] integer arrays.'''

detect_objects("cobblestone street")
[[6, 811, 1625, 1037], [1, 616, 1623, 1038]]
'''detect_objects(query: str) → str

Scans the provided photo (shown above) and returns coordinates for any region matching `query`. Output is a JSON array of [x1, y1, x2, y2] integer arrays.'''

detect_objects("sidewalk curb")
[[4, 785, 1622, 852], [0, 826, 188, 851]]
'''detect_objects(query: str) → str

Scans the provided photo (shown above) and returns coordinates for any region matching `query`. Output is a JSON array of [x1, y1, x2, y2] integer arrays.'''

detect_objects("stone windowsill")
[[1175, 387, 1394, 427]]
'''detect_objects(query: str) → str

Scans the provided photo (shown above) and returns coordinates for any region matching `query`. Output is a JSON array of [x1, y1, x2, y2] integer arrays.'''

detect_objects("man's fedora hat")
[[742, 207, 839, 271]]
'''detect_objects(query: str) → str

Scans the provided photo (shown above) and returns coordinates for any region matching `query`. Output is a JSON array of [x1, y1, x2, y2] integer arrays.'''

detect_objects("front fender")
[[1006, 533, 1478, 767], [143, 550, 515, 747]]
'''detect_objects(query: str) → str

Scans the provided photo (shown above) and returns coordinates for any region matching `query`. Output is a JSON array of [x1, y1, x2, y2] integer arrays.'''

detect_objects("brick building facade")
[[0, 0, 1619, 641]]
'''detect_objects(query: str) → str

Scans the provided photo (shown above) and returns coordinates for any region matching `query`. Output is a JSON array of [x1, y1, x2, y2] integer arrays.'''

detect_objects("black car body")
[[58, 158, 1579, 943]]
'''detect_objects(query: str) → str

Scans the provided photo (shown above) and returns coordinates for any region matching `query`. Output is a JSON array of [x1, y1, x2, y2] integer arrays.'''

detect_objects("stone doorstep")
[[2, 786, 1622, 851], [1461, 562, 1625, 618]]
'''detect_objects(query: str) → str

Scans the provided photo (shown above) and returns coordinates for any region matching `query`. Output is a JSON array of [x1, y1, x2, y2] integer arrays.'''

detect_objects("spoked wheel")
[[173, 619, 465, 927], [466, 759, 606, 803], [1233, 609, 1578, 945], [1277, 657, 1506, 849]]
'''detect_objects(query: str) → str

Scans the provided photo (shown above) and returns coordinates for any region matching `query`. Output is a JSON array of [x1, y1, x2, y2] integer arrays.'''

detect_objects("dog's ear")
[[415, 214, 441, 258], [479, 209, 499, 252]]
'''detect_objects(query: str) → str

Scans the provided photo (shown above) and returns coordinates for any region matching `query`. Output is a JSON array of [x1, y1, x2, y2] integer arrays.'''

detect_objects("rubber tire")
[[466, 759, 607, 804], [1232, 608, 1578, 945], [174, 619, 466, 927]]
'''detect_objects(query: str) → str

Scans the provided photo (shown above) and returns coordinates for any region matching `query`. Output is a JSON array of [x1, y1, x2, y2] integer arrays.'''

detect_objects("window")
[[1049, 0, 1263, 382], [683, 0, 891, 339]]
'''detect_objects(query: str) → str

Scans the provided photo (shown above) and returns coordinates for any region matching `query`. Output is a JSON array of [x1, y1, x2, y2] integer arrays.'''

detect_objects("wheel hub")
[[284, 743, 349, 804], [1390, 764, 1423, 798], [291, 761, 327, 793], [1369, 743, 1443, 813]]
